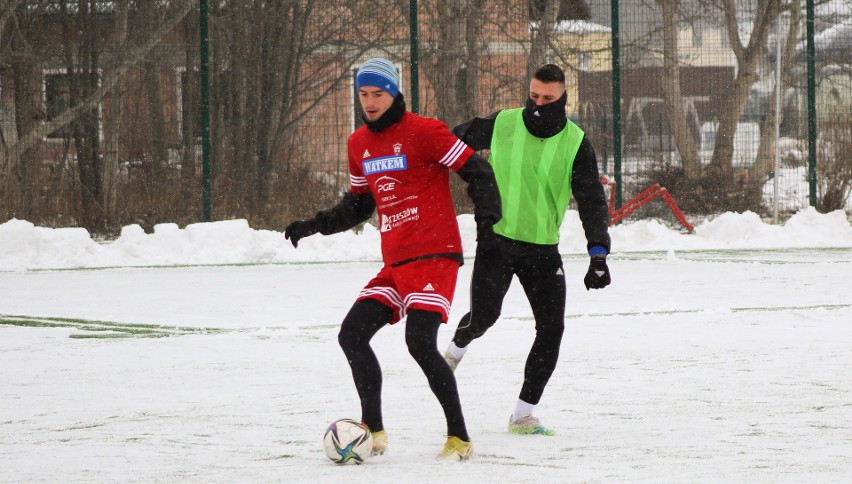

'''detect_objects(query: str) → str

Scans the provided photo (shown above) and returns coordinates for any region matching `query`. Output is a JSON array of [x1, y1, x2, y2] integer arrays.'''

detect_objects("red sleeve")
[[424, 118, 474, 171], [347, 133, 370, 195]]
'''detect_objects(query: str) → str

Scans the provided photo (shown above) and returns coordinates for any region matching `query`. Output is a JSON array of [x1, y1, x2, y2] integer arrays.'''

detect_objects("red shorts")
[[356, 257, 461, 323]]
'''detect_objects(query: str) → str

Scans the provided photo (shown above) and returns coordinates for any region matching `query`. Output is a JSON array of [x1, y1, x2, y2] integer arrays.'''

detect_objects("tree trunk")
[[181, 5, 199, 208], [142, 60, 167, 182], [461, 0, 486, 121], [0, 1, 24, 45], [73, 0, 104, 231], [658, 0, 700, 179], [528, 0, 560, 82], [750, 0, 800, 182], [5, 2, 41, 219], [9, 60, 40, 219], [709, 0, 780, 177], [140, 0, 168, 193], [103, 1, 128, 223], [432, 0, 470, 129]]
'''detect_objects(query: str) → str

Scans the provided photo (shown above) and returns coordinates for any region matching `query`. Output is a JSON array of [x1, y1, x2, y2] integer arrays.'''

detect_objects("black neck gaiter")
[[364, 93, 407, 133], [522, 91, 568, 138]]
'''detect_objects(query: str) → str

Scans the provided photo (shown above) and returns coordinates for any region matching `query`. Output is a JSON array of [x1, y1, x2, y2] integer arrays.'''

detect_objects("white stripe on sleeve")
[[350, 174, 368, 188], [438, 139, 467, 167]]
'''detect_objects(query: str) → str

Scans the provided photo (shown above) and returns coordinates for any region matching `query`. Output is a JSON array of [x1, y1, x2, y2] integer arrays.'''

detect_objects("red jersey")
[[348, 112, 473, 266]]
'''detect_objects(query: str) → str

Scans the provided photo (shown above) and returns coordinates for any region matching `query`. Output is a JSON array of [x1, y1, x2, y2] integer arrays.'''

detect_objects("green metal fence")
[[1, 0, 849, 235]]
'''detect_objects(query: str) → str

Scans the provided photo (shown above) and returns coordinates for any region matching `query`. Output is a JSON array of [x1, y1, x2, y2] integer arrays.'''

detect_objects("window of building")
[[692, 26, 703, 47], [577, 52, 592, 71]]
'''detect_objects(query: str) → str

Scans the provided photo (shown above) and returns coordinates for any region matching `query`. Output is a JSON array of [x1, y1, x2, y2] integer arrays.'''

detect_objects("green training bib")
[[489, 108, 584, 244]]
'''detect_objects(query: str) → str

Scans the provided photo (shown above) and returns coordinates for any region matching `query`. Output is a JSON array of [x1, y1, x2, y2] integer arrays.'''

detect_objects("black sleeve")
[[313, 191, 376, 235], [455, 152, 502, 226], [571, 136, 612, 254], [451, 111, 500, 151]]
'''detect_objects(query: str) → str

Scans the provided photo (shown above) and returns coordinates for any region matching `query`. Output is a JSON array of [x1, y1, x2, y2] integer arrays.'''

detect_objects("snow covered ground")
[[1, 208, 851, 482]]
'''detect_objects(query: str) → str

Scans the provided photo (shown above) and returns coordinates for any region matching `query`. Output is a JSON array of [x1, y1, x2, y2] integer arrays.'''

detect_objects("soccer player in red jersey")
[[285, 58, 501, 461]]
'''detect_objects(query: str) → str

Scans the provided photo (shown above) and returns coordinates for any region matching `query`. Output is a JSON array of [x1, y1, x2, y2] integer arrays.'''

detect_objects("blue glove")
[[584, 252, 611, 290]]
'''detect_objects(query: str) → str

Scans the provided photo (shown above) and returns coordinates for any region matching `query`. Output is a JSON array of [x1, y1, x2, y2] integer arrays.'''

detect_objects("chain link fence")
[[1, 0, 850, 235]]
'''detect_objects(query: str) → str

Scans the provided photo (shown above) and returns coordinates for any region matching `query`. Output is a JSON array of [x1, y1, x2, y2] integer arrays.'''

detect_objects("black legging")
[[338, 298, 469, 441], [453, 237, 566, 405]]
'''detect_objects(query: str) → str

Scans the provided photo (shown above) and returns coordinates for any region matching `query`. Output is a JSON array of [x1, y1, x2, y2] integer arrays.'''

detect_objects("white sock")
[[512, 400, 535, 422], [448, 341, 468, 359]]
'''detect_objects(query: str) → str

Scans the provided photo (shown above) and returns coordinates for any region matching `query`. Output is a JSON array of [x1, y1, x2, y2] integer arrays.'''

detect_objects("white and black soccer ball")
[[323, 418, 373, 465]]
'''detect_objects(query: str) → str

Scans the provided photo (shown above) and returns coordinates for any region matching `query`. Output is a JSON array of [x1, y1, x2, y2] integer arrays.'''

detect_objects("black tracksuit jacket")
[[452, 110, 611, 253]]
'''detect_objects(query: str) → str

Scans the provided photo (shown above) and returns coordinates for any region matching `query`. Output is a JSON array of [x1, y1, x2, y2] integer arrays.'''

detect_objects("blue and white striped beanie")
[[356, 58, 400, 97]]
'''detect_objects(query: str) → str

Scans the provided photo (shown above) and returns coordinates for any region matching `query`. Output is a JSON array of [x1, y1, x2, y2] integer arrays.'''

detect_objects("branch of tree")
[[0, 0, 24, 43], [721, 0, 745, 63]]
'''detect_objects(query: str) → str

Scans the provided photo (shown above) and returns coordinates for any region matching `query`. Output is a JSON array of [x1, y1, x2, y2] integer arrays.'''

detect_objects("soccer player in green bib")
[[444, 64, 612, 436]]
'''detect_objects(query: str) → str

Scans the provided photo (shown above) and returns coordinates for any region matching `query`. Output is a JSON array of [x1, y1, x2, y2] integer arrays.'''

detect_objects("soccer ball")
[[323, 418, 373, 465]]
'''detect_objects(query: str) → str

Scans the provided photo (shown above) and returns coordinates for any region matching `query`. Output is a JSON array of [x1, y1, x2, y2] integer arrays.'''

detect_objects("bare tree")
[[419, 0, 487, 128], [655, 0, 701, 179], [209, 0, 399, 219], [102, 0, 129, 219], [709, 0, 781, 176], [180, 2, 199, 206], [0, 0, 25, 44], [3, 0, 197, 173], [2, 1, 47, 220], [528, 0, 560, 80], [815, 114, 852, 212], [750, 0, 801, 181], [1, 0, 197, 231], [139, 0, 169, 190], [55, 0, 106, 230]]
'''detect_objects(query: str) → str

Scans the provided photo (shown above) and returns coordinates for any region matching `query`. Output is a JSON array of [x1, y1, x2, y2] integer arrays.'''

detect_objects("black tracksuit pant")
[[338, 299, 469, 441], [453, 235, 566, 405]]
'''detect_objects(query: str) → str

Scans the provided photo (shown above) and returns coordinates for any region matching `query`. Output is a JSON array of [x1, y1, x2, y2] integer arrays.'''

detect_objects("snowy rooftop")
[[530, 20, 612, 35]]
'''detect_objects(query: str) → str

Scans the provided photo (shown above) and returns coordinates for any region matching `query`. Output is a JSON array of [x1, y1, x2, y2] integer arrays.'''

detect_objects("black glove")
[[584, 255, 611, 290], [284, 219, 318, 248], [476, 223, 499, 252]]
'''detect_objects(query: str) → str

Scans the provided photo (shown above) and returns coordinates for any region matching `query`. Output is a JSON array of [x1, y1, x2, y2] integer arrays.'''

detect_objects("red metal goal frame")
[[600, 175, 694, 233]]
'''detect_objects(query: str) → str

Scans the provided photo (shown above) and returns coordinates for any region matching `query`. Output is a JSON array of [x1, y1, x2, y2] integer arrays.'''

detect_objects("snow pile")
[[1, 207, 850, 271]]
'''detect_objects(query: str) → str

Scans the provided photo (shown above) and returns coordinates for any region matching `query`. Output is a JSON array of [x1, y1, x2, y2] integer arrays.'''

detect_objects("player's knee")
[[404, 310, 441, 359], [535, 319, 565, 339], [338, 299, 392, 354], [337, 326, 357, 355], [462, 311, 500, 340]]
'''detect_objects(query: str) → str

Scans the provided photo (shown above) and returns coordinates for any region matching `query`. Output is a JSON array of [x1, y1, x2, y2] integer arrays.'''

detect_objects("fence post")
[[806, 0, 816, 207], [611, 0, 623, 210], [409, 0, 420, 115], [199, 0, 212, 222]]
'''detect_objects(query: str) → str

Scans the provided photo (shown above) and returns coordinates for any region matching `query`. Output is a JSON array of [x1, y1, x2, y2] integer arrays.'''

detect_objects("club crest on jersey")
[[363, 155, 407, 175], [393, 142, 402, 154]]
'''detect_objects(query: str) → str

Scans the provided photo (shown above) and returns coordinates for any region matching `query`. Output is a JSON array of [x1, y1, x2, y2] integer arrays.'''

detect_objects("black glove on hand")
[[284, 219, 318, 248], [476, 223, 499, 252], [584, 255, 611, 290]]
